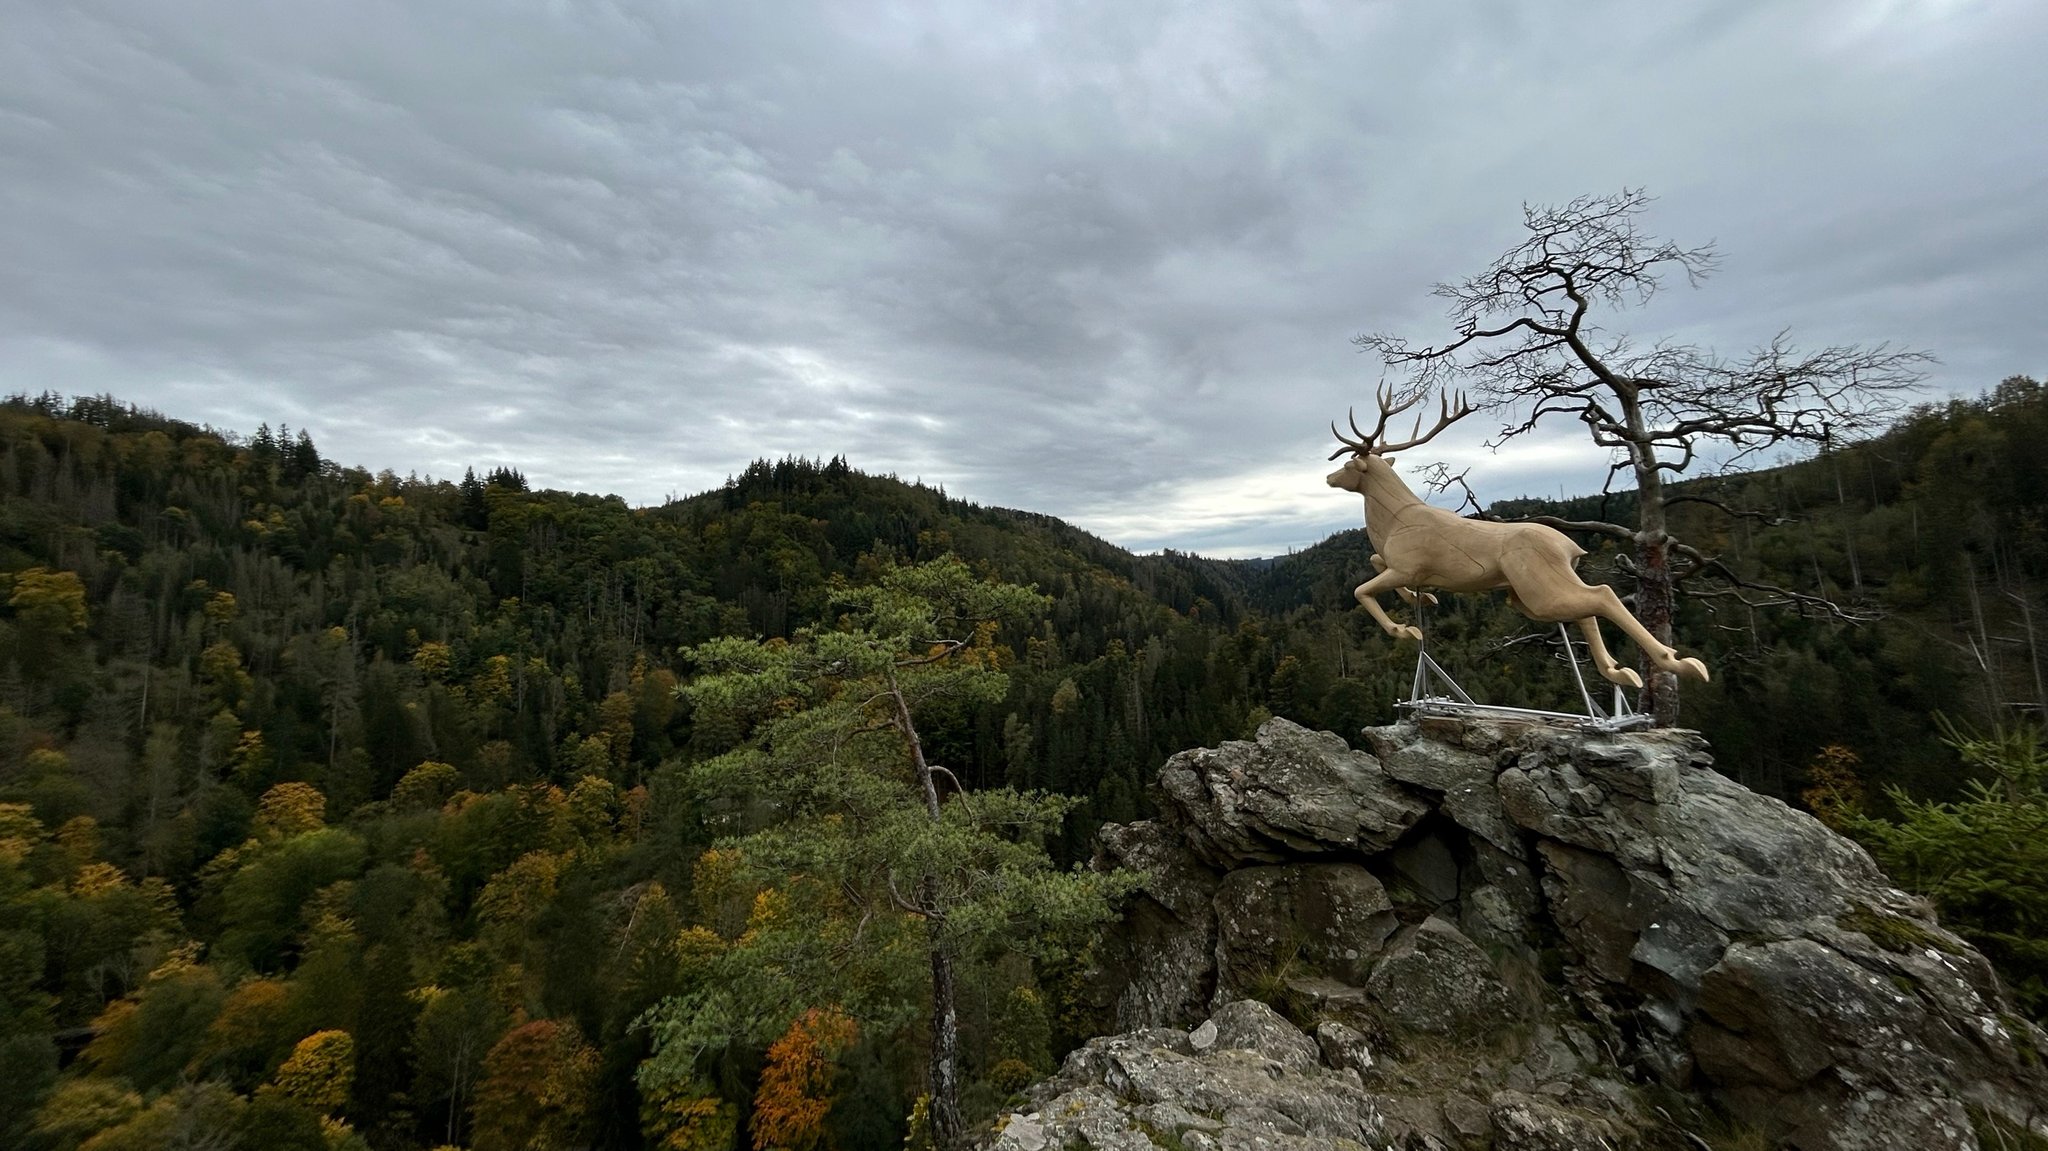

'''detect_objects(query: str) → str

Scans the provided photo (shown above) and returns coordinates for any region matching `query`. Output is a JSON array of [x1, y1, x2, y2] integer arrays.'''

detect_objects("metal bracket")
[[1396, 611, 1651, 732]]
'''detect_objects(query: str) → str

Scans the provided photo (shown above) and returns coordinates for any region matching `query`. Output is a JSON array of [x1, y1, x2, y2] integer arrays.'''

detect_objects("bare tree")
[[1359, 189, 1930, 726]]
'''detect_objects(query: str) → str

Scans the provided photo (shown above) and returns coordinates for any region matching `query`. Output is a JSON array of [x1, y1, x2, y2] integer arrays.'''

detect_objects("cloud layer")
[[4, 0, 2043, 555]]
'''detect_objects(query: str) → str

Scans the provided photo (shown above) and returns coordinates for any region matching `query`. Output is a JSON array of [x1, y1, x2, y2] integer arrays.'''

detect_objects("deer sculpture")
[[1326, 388, 1709, 691]]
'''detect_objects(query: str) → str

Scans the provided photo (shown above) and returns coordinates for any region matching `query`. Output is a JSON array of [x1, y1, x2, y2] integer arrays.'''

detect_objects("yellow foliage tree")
[[255, 782, 327, 839], [413, 640, 455, 681], [393, 761, 461, 811], [7, 566, 88, 633], [199, 640, 253, 704], [228, 728, 270, 787], [263, 1029, 356, 1114], [475, 850, 567, 937], [642, 1077, 739, 1151], [203, 590, 239, 629]]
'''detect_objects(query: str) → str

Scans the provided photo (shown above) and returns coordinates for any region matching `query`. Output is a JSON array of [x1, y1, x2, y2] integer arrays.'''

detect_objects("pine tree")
[[639, 557, 1137, 1147]]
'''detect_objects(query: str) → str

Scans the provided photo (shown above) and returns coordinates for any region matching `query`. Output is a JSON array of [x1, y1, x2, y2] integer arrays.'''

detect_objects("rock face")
[[1049, 717, 2048, 1151], [991, 999, 1390, 1151]]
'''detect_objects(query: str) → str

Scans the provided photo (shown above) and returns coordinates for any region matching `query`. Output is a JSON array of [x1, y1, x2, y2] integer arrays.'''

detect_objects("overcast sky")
[[3, 0, 2043, 556]]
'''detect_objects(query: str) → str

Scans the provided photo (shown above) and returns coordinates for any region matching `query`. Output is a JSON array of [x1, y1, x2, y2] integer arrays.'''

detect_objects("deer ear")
[[1381, 455, 1396, 464]]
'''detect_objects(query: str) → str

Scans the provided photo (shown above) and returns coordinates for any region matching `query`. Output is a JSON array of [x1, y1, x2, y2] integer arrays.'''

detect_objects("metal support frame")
[[1396, 603, 1651, 732]]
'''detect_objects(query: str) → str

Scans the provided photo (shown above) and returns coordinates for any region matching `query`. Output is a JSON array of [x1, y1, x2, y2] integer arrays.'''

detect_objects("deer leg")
[[1582, 586, 1710, 683], [1352, 572, 1424, 643], [1371, 554, 1436, 608], [1572, 616, 1643, 690], [1510, 578, 1709, 685]]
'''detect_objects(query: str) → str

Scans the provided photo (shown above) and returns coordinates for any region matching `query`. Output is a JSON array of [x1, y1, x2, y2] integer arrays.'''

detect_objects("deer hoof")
[[1397, 625, 1424, 643], [1419, 591, 1439, 606], [1604, 666, 1644, 691], [1678, 657, 1710, 683]]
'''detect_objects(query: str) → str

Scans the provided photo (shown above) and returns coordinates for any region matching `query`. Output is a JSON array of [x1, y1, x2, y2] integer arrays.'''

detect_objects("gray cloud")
[[2, 0, 2043, 557]]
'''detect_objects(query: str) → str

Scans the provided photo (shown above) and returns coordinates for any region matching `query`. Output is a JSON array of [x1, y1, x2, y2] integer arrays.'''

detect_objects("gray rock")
[[1280, 975, 1378, 1034], [1439, 1094, 1491, 1143], [1367, 723, 1526, 856], [996, 1002, 1387, 1151], [1156, 718, 1429, 868], [1092, 820, 1221, 1028], [1366, 916, 1520, 1040], [1095, 819, 1218, 920], [1206, 999, 1323, 1072], [1024, 718, 2048, 1151], [1314, 1020, 1375, 1074], [992, 1112, 1045, 1151], [1536, 839, 1659, 985], [1461, 840, 1544, 948], [1213, 862, 1396, 998], [1489, 1089, 1621, 1151]]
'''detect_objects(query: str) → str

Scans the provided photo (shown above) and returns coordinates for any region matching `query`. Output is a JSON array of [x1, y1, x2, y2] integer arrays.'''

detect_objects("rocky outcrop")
[[1040, 717, 2048, 1151], [991, 1000, 1390, 1151]]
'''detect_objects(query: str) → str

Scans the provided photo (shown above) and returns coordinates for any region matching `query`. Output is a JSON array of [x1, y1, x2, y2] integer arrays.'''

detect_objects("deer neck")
[[1360, 464, 1426, 553]]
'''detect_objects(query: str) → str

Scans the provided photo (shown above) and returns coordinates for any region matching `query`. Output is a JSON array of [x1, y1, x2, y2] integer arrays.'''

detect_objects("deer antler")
[[1329, 386, 1463, 459], [1373, 390, 1473, 455]]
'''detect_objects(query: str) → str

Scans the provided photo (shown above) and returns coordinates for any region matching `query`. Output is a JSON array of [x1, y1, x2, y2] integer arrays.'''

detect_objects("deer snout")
[[1326, 459, 1365, 490]]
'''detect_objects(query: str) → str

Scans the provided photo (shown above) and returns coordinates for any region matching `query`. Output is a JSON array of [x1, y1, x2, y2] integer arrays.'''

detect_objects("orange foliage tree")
[[470, 1018, 599, 1151], [1801, 744, 1867, 830], [752, 1007, 858, 1151]]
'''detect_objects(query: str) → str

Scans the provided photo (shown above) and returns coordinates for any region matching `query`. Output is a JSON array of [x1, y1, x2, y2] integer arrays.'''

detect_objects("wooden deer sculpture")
[[1326, 388, 1709, 691]]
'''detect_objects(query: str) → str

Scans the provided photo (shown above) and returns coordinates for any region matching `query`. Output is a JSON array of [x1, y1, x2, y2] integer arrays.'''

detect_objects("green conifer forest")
[[3, 381, 2045, 1149]]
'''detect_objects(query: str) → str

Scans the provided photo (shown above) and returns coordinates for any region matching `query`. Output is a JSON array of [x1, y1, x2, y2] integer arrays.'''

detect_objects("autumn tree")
[[4, 566, 89, 683], [262, 1028, 356, 1114], [753, 1007, 859, 1151], [640, 557, 1136, 1148], [470, 1018, 600, 1151], [1360, 188, 1928, 724]]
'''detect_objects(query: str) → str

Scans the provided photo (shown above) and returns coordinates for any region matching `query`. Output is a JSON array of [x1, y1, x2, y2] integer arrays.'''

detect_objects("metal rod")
[[1559, 623, 1601, 718], [1421, 651, 1476, 704], [1398, 697, 1653, 733]]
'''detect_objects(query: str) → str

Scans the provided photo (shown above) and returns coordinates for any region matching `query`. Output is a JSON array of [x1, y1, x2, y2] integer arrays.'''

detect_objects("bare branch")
[[1487, 512, 1637, 543], [1415, 463, 1486, 515], [886, 870, 932, 917], [928, 764, 978, 824], [1670, 545, 1880, 623], [1663, 494, 1792, 525]]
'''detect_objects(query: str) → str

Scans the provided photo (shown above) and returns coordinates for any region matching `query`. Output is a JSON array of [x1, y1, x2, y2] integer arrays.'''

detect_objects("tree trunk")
[[926, 920, 964, 1149], [887, 662, 965, 1147], [1628, 406, 1682, 727], [1635, 534, 1681, 728]]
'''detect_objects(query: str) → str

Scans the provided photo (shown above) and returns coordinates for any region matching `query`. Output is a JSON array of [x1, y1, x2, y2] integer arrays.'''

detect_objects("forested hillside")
[[2, 379, 2044, 1150]]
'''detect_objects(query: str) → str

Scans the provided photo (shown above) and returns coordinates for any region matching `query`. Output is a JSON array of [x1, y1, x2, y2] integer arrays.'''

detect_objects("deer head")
[[1326, 386, 1474, 492]]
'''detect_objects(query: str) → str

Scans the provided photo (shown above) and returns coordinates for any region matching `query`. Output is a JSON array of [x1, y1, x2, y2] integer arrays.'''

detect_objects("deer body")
[[1328, 392, 1708, 691]]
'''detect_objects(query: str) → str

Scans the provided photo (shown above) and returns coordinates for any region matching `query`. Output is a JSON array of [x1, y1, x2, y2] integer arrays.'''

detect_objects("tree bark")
[[886, 660, 965, 1148], [1635, 534, 1681, 727], [1628, 403, 1683, 728], [926, 918, 964, 1149]]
